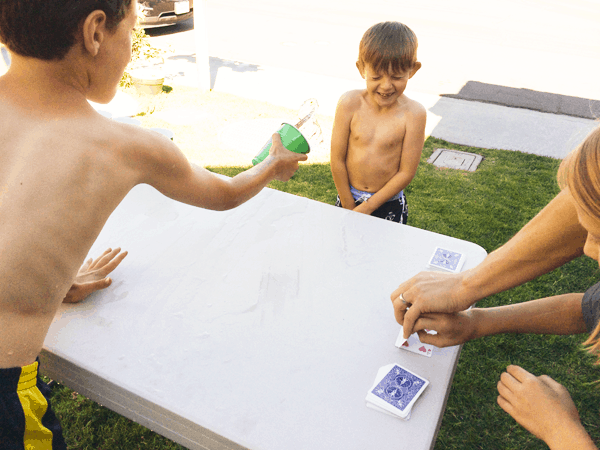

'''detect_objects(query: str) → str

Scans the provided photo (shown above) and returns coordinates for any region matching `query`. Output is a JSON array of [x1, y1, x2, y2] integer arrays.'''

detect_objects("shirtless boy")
[[331, 21, 426, 223], [0, 1, 306, 447]]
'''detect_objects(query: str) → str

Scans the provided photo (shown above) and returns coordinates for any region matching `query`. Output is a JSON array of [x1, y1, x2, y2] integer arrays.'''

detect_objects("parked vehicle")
[[137, 0, 194, 28]]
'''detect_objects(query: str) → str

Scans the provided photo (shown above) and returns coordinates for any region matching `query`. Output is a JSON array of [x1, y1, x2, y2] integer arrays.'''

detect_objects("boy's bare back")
[[0, 76, 148, 367], [0, 2, 306, 370]]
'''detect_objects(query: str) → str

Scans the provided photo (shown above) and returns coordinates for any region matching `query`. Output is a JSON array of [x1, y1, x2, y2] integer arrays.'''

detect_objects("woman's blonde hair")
[[558, 125, 600, 358]]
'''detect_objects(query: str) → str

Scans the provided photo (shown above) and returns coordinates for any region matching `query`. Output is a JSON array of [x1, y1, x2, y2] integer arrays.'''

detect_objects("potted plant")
[[120, 27, 164, 95]]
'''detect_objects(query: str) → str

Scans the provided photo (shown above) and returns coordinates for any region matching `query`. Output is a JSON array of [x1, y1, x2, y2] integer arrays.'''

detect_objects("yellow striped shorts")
[[0, 359, 66, 449]]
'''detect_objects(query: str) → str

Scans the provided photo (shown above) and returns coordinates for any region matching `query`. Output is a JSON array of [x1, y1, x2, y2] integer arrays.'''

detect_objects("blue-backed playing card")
[[366, 364, 429, 418], [427, 247, 466, 273], [366, 365, 412, 420]]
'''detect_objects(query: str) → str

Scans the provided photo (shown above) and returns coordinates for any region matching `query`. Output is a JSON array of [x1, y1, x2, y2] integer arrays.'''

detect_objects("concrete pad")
[[194, 56, 444, 139], [445, 81, 600, 119], [210, 61, 362, 117], [158, 53, 599, 160], [428, 97, 598, 159], [154, 106, 214, 126], [161, 54, 201, 88], [218, 118, 287, 157]]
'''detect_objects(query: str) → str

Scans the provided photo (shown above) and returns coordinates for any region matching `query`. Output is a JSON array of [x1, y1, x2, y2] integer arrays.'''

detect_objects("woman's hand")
[[412, 310, 478, 348], [391, 270, 475, 339]]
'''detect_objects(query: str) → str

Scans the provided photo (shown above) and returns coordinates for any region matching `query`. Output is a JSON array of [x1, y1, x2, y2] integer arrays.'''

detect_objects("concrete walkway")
[[102, 53, 599, 160], [204, 58, 598, 159]]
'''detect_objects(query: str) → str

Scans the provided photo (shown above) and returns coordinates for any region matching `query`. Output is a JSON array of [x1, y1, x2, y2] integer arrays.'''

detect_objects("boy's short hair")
[[0, 0, 133, 61], [357, 21, 418, 75]]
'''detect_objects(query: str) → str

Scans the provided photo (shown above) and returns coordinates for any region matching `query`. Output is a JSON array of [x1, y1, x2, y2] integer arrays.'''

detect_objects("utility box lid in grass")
[[427, 148, 483, 172]]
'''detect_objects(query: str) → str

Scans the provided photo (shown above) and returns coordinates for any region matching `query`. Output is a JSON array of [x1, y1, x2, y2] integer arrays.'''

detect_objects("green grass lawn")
[[45, 136, 600, 449]]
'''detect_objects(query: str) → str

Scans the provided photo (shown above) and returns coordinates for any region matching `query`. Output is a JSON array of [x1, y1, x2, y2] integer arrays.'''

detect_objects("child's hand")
[[412, 310, 477, 348], [497, 365, 587, 447], [352, 201, 373, 215], [63, 248, 128, 303], [268, 133, 308, 181]]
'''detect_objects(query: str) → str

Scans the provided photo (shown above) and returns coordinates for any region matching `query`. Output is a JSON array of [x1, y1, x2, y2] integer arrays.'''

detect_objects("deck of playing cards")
[[427, 247, 466, 273], [366, 364, 429, 420], [395, 325, 435, 357]]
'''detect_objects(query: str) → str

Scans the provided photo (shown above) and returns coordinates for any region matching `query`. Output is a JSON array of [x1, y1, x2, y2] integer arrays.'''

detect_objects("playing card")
[[366, 400, 411, 420], [368, 364, 394, 390], [366, 364, 397, 404], [395, 334, 409, 348], [367, 364, 411, 419], [395, 326, 433, 358], [366, 364, 429, 418], [427, 247, 466, 273], [365, 365, 419, 420]]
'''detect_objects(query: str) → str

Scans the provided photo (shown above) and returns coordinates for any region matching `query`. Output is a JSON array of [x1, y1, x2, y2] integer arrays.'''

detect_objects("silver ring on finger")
[[399, 293, 407, 305]]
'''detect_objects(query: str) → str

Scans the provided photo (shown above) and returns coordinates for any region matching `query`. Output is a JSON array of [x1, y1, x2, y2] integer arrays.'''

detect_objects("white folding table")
[[42, 183, 487, 450]]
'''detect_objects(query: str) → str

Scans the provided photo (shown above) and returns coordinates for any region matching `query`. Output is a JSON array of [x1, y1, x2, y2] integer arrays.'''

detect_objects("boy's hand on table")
[[497, 365, 588, 448], [268, 133, 308, 181], [413, 310, 478, 348], [63, 248, 128, 303]]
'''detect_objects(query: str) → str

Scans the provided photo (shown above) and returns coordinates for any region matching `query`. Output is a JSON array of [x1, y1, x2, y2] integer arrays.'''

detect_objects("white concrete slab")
[[428, 97, 598, 159], [41, 184, 486, 450], [211, 61, 363, 118], [157, 53, 599, 160], [163, 55, 440, 122]]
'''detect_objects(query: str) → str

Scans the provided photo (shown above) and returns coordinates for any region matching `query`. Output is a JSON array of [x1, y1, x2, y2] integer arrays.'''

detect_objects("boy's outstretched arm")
[[330, 92, 358, 209], [134, 131, 306, 211], [354, 102, 426, 215]]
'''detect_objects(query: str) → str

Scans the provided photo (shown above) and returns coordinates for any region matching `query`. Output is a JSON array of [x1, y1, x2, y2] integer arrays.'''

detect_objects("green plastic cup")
[[252, 123, 310, 166]]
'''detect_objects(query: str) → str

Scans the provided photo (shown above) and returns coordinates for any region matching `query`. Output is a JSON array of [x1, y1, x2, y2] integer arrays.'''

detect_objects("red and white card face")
[[395, 326, 434, 358]]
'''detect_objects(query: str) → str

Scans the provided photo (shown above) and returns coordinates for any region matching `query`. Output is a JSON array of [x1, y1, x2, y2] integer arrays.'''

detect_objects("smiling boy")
[[0, 1, 306, 447], [331, 21, 426, 223]]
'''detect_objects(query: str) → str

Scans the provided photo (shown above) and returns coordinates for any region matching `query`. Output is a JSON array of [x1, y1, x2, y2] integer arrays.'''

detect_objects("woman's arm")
[[394, 189, 588, 339], [413, 293, 587, 348]]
